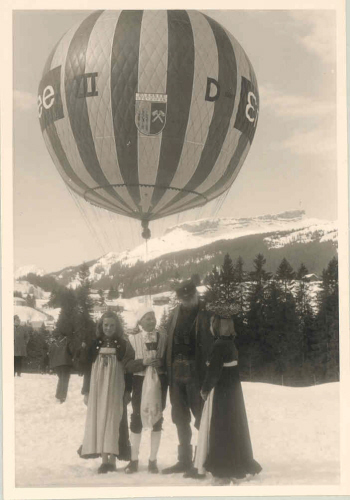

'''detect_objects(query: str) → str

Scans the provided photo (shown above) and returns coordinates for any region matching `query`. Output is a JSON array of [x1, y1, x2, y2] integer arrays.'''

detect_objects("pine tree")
[[204, 265, 221, 304], [296, 263, 309, 280], [245, 254, 271, 380], [275, 258, 296, 296], [263, 280, 284, 378], [220, 253, 235, 303], [27, 323, 50, 373], [232, 256, 249, 341], [294, 263, 315, 380], [313, 257, 339, 382], [274, 259, 300, 382], [204, 254, 238, 317], [75, 263, 95, 349], [54, 287, 78, 338], [295, 263, 309, 319], [249, 253, 272, 284], [233, 257, 247, 316]]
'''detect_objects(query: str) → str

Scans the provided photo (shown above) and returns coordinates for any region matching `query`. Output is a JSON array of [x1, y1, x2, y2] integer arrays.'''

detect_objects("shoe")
[[108, 463, 117, 472], [148, 459, 159, 474], [98, 463, 110, 474], [124, 460, 138, 474], [212, 476, 231, 486], [161, 462, 191, 474], [183, 467, 206, 479]]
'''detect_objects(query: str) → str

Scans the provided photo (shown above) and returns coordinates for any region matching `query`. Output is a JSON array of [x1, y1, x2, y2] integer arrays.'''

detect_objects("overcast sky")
[[13, 8, 338, 274]]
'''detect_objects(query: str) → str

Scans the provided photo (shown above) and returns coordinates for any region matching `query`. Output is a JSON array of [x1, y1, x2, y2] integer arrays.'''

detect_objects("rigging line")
[[105, 211, 121, 252], [85, 203, 107, 253], [91, 205, 114, 253], [83, 198, 112, 256], [214, 190, 229, 217], [90, 206, 107, 252], [220, 189, 231, 212], [145, 238, 152, 308], [67, 187, 106, 255], [127, 217, 136, 250], [78, 196, 109, 256], [211, 195, 223, 218], [107, 211, 122, 253], [115, 213, 127, 252], [99, 207, 118, 253], [75, 195, 105, 252]]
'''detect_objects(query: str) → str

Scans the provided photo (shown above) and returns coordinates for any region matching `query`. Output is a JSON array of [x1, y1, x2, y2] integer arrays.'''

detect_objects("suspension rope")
[[107, 211, 123, 253], [67, 188, 106, 255], [91, 205, 114, 253], [145, 238, 152, 308]]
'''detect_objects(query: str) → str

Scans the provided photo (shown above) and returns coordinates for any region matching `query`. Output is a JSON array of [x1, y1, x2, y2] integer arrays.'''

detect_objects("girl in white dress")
[[124, 307, 167, 474]]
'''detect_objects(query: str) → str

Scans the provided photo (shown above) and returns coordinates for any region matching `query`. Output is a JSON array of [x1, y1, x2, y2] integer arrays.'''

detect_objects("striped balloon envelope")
[[38, 10, 259, 238]]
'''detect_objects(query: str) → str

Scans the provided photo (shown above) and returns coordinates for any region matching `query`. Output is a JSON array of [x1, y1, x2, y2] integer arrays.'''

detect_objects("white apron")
[[194, 388, 214, 474], [81, 347, 125, 456]]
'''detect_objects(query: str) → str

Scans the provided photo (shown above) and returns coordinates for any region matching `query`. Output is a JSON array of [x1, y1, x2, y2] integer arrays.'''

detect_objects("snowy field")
[[15, 374, 339, 488]]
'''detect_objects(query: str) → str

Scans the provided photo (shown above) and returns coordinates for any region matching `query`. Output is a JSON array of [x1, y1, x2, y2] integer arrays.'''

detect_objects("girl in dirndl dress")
[[195, 315, 262, 485], [79, 311, 134, 474]]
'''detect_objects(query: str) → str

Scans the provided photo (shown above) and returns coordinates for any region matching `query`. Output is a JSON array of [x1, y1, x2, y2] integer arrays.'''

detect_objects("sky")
[[12, 7, 339, 274]]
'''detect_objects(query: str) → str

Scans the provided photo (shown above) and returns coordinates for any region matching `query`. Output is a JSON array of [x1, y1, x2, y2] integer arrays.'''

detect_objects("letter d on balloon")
[[205, 78, 221, 102]]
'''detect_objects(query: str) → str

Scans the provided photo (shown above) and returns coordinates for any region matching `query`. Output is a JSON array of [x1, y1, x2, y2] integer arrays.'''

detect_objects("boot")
[[183, 467, 206, 479], [125, 460, 138, 474], [183, 445, 206, 478], [98, 463, 110, 474], [148, 459, 159, 473], [161, 445, 192, 474]]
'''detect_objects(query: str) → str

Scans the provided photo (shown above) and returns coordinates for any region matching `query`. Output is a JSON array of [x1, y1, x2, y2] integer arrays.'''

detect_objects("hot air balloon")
[[38, 10, 259, 239]]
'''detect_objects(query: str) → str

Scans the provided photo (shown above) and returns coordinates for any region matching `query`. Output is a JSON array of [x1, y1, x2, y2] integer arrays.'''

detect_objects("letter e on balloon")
[[37, 66, 64, 131]]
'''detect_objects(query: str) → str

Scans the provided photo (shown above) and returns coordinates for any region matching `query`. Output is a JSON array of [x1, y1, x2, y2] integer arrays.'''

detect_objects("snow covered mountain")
[[46, 210, 337, 295], [89, 209, 336, 273], [15, 265, 46, 280]]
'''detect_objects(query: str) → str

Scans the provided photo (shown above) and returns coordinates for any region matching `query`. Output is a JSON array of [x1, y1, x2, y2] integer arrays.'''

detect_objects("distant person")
[[41, 349, 49, 374], [162, 279, 214, 477], [49, 332, 73, 403], [14, 315, 29, 376], [78, 311, 134, 474], [124, 307, 168, 474], [72, 340, 88, 376], [195, 314, 262, 485]]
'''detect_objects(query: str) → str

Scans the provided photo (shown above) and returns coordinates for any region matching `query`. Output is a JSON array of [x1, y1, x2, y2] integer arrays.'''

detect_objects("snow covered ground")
[[14, 374, 339, 488]]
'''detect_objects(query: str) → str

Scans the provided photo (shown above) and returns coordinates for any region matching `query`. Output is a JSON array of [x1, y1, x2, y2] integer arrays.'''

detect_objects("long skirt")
[[80, 349, 129, 459], [195, 366, 262, 479]]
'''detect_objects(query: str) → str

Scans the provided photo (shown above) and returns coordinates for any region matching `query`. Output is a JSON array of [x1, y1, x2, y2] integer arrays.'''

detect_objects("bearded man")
[[162, 279, 213, 477]]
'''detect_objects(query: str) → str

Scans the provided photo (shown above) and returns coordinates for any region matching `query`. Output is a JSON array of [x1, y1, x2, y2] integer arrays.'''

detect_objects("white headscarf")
[[135, 306, 155, 327]]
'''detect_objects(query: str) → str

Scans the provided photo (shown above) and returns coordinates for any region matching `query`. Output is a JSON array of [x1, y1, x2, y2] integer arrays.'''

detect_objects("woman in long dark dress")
[[195, 315, 262, 485]]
